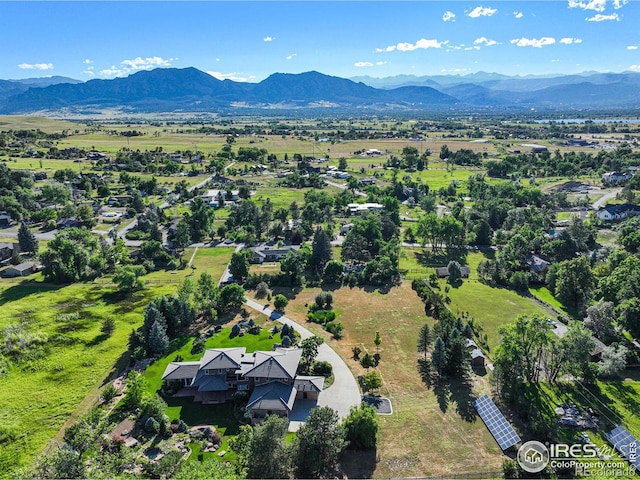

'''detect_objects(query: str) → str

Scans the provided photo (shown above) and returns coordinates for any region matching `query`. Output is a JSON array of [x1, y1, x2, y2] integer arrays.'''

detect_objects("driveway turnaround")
[[244, 298, 361, 421]]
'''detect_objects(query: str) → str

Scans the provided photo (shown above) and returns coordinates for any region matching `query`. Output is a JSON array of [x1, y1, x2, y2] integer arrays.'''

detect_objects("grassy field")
[[0, 245, 234, 477], [249, 282, 505, 477], [0, 276, 179, 477], [400, 248, 550, 350]]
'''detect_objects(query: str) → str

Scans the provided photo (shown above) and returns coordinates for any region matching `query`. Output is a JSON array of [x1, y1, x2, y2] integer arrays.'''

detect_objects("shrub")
[[248, 324, 261, 335], [177, 420, 188, 433], [256, 281, 270, 298], [509, 271, 530, 291], [307, 310, 336, 324], [230, 324, 241, 338], [101, 317, 116, 336], [281, 335, 292, 348], [191, 335, 206, 354], [352, 346, 361, 360], [325, 321, 344, 339], [144, 417, 160, 433], [101, 384, 119, 404], [313, 360, 333, 377]]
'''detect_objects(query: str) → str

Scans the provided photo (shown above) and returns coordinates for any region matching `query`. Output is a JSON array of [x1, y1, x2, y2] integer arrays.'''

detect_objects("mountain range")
[[1, 67, 639, 115]]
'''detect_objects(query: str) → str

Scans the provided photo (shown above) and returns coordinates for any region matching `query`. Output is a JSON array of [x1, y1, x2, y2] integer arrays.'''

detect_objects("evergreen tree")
[[229, 251, 250, 283], [294, 407, 346, 478], [142, 303, 166, 339], [309, 226, 333, 272], [18, 222, 38, 254], [417, 323, 433, 360], [432, 337, 447, 375], [148, 320, 170, 356]]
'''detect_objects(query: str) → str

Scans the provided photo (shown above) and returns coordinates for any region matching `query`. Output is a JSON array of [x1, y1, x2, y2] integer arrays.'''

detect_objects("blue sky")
[[2, 1, 639, 82]]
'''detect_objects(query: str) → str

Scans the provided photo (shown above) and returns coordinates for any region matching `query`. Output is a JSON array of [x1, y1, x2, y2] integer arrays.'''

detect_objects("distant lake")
[[535, 118, 640, 124]]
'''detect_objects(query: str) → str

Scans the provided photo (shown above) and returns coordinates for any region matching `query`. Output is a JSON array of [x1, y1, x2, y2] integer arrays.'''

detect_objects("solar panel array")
[[605, 425, 640, 469], [473, 394, 521, 450]]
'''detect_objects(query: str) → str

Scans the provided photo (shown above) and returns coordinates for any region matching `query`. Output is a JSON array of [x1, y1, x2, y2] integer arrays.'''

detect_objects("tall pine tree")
[[18, 222, 38, 254]]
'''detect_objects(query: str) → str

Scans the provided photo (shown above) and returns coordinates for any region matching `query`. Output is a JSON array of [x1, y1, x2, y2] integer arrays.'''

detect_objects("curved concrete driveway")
[[244, 298, 361, 420]]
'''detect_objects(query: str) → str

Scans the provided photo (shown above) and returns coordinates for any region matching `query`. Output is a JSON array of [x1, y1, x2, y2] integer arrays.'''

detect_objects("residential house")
[[56, 217, 80, 230], [108, 195, 133, 206], [161, 347, 323, 424], [362, 149, 383, 157], [3, 261, 39, 278], [347, 203, 383, 214], [596, 203, 640, 221], [566, 139, 591, 147], [201, 189, 239, 207], [250, 245, 300, 264], [359, 178, 376, 186], [465, 339, 486, 368], [33, 172, 48, 181], [524, 253, 552, 281], [0, 242, 16, 262], [602, 171, 633, 185]]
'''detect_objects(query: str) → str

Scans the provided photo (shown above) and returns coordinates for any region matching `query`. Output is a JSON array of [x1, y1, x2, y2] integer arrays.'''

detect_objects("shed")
[[3, 262, 38, 277]]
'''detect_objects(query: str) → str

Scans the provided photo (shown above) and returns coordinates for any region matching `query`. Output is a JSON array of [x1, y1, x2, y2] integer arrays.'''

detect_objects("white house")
[[347, 203, 383, 214], [201, 189, 240, 207], [596, 203, 640, 221]]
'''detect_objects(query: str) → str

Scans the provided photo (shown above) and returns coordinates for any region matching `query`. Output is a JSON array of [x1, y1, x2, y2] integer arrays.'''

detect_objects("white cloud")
[[465, 46, 481, 51], [629, 65, 640, 71], [354, 62, 374, 67], [83, 59, 93, 65], [206, 71, 249, 82], [474, 37, 498, 46], [441, 68, 467, 73], [568, 0, 606, 11], [376, 61, 387, 66], [286, 53, 297, 60], [613, 0, 628, 8], [442, 11, 455, 22], [216, 58, 221, 62], [628, 45, 639, 50], [378, 38, 446, 53], [263, 36, 274, 42], [586, 13, 619, 21], [552, 59, 560, 62], [514, 11, 524, 18], [510, 37, 556, 48], [99, 56, 175, 77], [467, 6, 498, 18], [18, 63, 53, 70], [83, 65, 95, 76], [560, 37, 583, 44]]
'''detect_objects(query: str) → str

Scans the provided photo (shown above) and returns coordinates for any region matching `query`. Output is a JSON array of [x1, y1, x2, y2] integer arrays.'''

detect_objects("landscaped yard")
[[141, 319, 278, 465]]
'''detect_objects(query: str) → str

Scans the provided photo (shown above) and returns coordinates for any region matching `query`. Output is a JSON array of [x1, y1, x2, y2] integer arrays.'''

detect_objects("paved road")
[[323, 178, 367, 197], [592, 188, 622, 210], [244, 298, 361, 420]]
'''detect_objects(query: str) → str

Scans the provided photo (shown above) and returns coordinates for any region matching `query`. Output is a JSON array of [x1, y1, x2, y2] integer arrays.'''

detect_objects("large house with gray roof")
[[161, 347, 323, 424]]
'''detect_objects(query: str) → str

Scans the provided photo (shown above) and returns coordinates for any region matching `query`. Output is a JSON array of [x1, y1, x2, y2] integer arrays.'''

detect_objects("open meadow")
[[248, 281, 505, 476]]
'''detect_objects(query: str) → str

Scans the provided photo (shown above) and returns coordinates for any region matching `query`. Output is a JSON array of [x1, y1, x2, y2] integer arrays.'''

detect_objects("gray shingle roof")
[[247, 381, 296, 412], [243, 348, 302, 380], [200, 347, 245, 371], [191, 371, 230, 392], [294, 376, 324, 392], [161, 361, 201, 381]]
